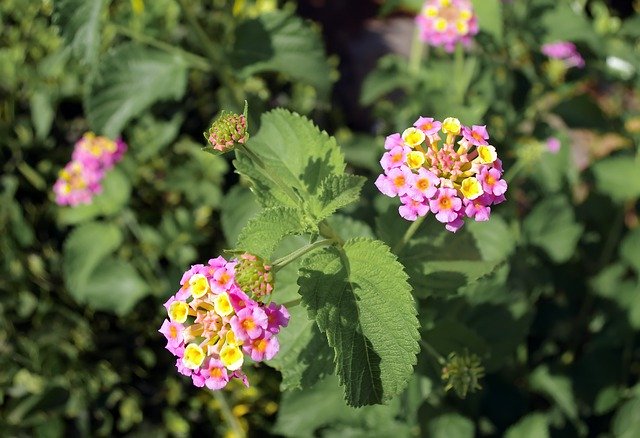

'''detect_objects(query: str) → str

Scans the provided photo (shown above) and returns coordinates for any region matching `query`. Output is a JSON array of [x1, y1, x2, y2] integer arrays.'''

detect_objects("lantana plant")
[[158, 104, 507, 406]]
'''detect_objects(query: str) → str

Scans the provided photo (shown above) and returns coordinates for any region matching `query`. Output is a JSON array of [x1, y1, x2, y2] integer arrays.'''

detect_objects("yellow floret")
[[442, 117, 462, 135], [189, 274, 210, 299], [459, 9, 472, 20], [402, 127, 426, 148], [434, 17, 448, 33], [460, 177, 484, 200], [168, 301, 189, 323], [214, 292, 233, 316], [456, 20, 469, 35], [220, 344, 244, 371], [424, 6, 438, 17], [477, 145, 497, 164], [406, 151, 426, 169], [183, 343, 206, 369]]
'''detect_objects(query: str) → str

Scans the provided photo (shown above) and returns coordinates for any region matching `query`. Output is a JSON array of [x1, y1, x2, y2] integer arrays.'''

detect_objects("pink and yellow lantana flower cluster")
[[159, 255, 289, 390], [375, 116, 507, 232], [53, 132, 127, 206], [416, 0, 479, 52]]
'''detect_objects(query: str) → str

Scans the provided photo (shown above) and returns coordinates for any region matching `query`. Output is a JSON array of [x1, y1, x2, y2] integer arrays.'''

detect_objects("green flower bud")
[[204, 111, 247, 154], [441, 351, 485, 398], [235, 253, 274, 301]]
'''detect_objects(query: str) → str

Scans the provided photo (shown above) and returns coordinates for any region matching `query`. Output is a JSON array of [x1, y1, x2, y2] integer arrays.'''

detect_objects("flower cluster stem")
[[420, 339, 446, 366], [272, 239, 335, 272], [213, 391, 246, 438], [393, 215, 426, 255], [409, 26, 425, 77]]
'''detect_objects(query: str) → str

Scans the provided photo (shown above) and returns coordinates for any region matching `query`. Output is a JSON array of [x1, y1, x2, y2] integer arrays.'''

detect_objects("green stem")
[[213, 391, 245, 438], [271, 239, 335, 272], [393, 215, 426, 255], [420, 339, 446, 365], [598, 208, 626, 268], [318, 220, 345, 246], [17, 162, 46, 190], [503, 159, 526, 184], [408, 25, 425, 76], [113, 25, 211, 71], [453, 43, 465, 104], [281, 298, 302, 308], [177, 0, 221, 65]]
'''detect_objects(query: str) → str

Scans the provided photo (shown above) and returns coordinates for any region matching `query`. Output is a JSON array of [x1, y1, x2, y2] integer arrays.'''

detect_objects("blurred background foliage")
[[1, 0, 640, 436]]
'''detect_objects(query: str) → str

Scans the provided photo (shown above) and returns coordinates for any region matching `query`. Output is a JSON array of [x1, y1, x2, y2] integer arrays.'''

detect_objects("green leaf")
[[221, 186, 262, 246], [62, 222, 148, 314], [235, 207, 306, 259], [360, 55, 407, 106], [53, 0, 106, 65], [541, 3, 602, 51], [467, 216, 517, 262], [427, 413, 475, 438], [232, 11, 333, 97], [590, 264, 640, 329], [592, 156, 640, 203], [30, 90, 55, 140], [298, 238, 419, 406], [273, 375, 408, 437], [313, 174, 366, 220], [234, 109, 346, 209], [401, 226, 500, 297], [524, 196, 583, 263], [86, 44, 188, 138], [612, 396, 640, 438], [529, 365, 579, 422], [325, 214, 375, 241], [78, 258, 149, 316], [472, 0, 503, 43], [621, 228, 640, 275], [63, 222, 123, 294], [505, 413, 550, 438], [266, 306, 334, 391], [57, 168, 131, 225]]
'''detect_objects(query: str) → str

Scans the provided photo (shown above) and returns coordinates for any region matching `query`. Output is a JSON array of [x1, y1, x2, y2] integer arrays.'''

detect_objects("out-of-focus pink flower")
[[416, 0, 479, 52], [541, 41, 585, 69]]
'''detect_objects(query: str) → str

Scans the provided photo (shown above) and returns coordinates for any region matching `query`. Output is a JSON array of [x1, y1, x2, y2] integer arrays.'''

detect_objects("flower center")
[[417, 178, 430, 191], [393, 176, 406, 187], [242, 318, 255, 331]]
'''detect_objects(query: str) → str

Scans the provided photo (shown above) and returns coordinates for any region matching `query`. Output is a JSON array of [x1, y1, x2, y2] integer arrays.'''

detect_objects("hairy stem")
[[454, 43, 466, 104], [318, 220, 345, 246], [503, 159, 526, 184], [177, 0, 221, 65], [281, 298, 302, 308], [213, 391, 245, 438], [272, 239, 335, 272], [408, 25, 425, 77], [420, 339, 446, 366]]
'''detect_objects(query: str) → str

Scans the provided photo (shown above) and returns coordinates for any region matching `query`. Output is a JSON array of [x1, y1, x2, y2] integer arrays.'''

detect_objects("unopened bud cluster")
[[441, 351, 485, 398], [235, 253, 274, 299], [205, 111, 247, 153]]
